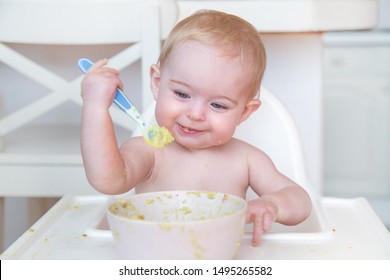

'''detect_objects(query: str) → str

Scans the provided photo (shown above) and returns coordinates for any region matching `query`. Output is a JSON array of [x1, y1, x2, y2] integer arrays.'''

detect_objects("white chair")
[[0, 0, 178, 250], [235, 87, 311, 195]]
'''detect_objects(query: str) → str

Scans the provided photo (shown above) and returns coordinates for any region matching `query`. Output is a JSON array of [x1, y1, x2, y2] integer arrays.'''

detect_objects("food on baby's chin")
[[144, 125, 174, 148]]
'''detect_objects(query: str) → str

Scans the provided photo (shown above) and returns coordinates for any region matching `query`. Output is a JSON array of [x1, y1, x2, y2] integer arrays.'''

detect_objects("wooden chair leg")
[[28, 197, 60, 226]]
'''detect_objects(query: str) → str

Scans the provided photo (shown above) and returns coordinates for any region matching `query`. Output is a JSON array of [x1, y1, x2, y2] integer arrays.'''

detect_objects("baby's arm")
[[246, 150, 312, 246], [80, 59, 153, 194]]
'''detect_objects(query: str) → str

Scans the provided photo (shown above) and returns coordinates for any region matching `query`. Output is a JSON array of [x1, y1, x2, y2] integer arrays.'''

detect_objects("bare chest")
[[136, 148, 249, 197]]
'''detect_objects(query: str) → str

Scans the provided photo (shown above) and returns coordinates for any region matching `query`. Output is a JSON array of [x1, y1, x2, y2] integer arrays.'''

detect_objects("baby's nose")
[[186, 105, 206, 121]]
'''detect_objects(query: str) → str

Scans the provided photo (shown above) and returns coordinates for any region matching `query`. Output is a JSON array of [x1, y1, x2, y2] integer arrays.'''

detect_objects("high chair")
[[0, 0, 178, 251], [2, 87, 390, 259], [235, 87, 310, 194]]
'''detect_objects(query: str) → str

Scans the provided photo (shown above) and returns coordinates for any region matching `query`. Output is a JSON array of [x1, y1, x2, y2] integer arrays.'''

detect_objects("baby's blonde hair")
[[158, 10, 266, 99]]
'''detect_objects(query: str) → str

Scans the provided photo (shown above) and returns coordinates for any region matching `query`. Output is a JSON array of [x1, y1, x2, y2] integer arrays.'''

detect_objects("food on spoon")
[[144, 125, 174, 148]]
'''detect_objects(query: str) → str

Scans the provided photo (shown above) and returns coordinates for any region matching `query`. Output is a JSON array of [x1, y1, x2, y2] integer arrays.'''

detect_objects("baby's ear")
[[238, 99, 261, 125], [149, 64, 161, 100]]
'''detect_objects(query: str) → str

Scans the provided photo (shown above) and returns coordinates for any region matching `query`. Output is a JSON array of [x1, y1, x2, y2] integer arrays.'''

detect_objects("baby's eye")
[[211, 103, 228, 110], [174, 91, 190, 99]]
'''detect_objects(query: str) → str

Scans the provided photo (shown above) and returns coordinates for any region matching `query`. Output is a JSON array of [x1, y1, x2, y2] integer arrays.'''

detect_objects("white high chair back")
[[236, 88, 310, 187], [234, 87, 312, 199], [136, 86, 314, 199], [0, 0, 178, 250]]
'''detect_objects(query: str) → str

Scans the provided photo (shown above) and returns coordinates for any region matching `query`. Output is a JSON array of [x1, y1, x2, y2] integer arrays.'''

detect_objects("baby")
[[80, 10, 312, 246]]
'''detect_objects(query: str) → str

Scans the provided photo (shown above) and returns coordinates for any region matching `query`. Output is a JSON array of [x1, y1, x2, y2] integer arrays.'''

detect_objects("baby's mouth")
[[178, 124, 202, 134]]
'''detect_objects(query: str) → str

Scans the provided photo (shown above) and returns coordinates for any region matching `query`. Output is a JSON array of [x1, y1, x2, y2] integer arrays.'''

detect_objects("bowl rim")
[[106, 190, 248, 225]]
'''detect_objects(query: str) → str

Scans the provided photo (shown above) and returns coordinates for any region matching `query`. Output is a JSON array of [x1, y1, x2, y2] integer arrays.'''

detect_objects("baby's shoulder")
[[229, 138, 271, 159], [229, 137, 261, 151]]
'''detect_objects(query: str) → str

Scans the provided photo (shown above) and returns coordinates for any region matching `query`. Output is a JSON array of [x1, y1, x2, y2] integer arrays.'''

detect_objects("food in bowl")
[[106, 191, 247, 259]]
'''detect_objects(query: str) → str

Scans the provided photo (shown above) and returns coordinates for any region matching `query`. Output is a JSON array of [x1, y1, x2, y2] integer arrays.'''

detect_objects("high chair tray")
[[2, 195, 390, 259]]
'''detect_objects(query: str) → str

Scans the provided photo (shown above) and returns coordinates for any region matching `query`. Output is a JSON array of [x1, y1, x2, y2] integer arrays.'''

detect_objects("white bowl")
[[106, 191, 247, 259]]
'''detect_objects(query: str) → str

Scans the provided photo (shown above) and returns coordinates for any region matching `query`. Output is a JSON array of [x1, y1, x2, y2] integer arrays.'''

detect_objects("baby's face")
[[152, 40, 255, 150]]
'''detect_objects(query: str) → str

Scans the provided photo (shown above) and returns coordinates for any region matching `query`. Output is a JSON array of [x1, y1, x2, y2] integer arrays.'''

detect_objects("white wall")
[[378, 0, 390, 29]]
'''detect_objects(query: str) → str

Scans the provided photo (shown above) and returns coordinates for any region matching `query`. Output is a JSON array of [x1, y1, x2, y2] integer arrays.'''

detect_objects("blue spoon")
[[78, 58, 173, 148]]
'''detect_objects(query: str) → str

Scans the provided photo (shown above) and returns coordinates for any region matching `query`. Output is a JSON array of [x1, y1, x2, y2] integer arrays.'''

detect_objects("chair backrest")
[[234, 87, 312, 199], [235, 87, 308, 185], [136, 86, 314, 199]]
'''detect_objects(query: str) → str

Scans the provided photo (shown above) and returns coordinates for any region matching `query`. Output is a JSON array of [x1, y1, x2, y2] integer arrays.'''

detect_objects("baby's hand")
[[81, 58, 123, 109], [245, 197, 278, 246]]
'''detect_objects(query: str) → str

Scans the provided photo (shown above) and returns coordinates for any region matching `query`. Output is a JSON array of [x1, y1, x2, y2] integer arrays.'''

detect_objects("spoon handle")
[[78, 58, 145, 127]]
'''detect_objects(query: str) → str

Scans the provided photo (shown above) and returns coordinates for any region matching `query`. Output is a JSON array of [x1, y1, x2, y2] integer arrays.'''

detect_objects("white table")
[[1, 195, 389, 259]]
